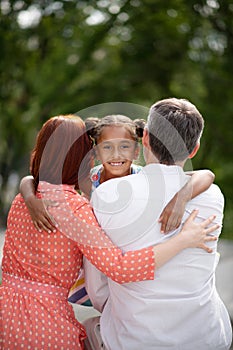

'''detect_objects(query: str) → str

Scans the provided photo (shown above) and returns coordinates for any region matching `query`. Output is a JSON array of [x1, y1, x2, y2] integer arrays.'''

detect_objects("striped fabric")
[[68, 269, 91, 306]]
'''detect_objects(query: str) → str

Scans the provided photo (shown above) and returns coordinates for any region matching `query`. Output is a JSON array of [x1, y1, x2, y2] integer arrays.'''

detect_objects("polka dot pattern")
[[1, 182, 155, 348]]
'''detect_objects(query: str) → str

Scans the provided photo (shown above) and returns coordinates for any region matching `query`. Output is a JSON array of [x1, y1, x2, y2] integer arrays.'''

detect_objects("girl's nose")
[[112, 145, 120, 158]]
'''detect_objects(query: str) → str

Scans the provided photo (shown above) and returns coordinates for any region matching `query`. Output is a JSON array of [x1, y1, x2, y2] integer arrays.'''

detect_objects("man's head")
[[143, 98, 204, 165]]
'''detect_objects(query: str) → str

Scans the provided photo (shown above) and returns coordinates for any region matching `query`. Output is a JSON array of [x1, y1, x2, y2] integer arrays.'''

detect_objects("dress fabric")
[[0, 182, 154, 350]]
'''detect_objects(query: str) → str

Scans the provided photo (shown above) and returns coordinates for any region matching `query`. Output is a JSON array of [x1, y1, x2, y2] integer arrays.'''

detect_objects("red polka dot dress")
[[0, 183, 155, 349]]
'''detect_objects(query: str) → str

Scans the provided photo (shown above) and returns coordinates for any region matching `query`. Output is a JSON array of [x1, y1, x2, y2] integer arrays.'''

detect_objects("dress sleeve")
[[73, 201, 155, 284], [47, 190, 155, 284]]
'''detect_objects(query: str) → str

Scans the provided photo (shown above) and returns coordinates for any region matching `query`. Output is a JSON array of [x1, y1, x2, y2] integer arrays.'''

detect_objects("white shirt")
[[84, 164, 232, 350]]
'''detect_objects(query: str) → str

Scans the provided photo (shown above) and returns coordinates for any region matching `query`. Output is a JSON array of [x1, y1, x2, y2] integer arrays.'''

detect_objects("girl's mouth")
[[108, 162, 125, 166]]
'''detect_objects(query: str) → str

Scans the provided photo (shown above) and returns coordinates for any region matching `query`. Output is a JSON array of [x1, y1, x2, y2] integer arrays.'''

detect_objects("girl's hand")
[[25, 195, 58, 233], [180, 210, 218, 253], [158, 193, 185, 233], [159, 169, 215, 234]]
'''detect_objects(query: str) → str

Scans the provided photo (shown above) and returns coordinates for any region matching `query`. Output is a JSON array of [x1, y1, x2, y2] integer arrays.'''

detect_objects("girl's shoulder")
[[131, 164, 143, 174]]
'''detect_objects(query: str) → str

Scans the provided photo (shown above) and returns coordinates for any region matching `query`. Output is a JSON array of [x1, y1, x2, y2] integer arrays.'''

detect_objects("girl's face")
[[96, 125, 139, 179]]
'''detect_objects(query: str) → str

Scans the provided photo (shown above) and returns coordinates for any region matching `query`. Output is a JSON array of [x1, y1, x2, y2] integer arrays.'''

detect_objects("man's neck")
[[145, 154, 185, 168]]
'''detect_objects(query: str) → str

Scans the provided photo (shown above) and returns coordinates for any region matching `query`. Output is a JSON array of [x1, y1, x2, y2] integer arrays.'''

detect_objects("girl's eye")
[[120, 144, 130, 149], [103, 145, 111, 150]]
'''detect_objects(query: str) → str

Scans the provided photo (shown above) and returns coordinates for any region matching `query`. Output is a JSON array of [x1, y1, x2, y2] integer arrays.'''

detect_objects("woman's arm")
[[47, 188, 217, 284], [84, 209, 217, 309], [159, 169, 215, 233], [76, 207, 218, 281], [20, 176, 57, 232]]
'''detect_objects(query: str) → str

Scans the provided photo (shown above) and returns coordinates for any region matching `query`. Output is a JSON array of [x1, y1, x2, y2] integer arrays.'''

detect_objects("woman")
[[0, 115, 217, 349]]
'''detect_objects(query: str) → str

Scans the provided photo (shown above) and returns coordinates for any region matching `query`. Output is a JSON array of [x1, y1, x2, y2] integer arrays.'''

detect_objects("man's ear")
[[188, 142, 200, 159], [142, 128, 150, 149]]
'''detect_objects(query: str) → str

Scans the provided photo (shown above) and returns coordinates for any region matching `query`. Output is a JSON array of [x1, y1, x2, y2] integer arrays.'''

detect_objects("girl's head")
[[31, 115, 93, 190], [85, 115, 145, 179]]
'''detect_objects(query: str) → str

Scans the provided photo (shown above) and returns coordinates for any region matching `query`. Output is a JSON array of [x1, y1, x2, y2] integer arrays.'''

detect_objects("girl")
[[86, 115, 145, 191]]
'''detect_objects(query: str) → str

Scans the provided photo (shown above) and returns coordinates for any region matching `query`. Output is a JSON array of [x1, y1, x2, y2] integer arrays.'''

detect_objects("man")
[[83, 98, 232, 349]]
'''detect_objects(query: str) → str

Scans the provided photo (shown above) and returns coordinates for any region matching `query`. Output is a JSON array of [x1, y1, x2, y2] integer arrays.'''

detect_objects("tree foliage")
[[0, 0, 232, 237]]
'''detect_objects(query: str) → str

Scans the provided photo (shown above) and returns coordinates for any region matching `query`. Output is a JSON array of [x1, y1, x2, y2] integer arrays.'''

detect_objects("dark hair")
[[85, 115, 146, 144], [30, 115, 93, 190], [148, 98, 204, 164], [84, 117, 100, 140]]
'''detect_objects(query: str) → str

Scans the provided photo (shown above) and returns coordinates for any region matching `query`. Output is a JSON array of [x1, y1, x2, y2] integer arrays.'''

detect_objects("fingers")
[[43, 214, 58, 231], [27, 197, 58, 233], [33, 218, 54, 233], [43, 200, 58, 229], [199, 230, 218, 253], [40, 218, 56, 233], [159, 213, 182, 233], [32, 212, 57, 233], [204, 235, 217, 242], [185, 209, 199, 223], [33, 221, 42, 232], [205, 224, 219, 234], [166, 216, 181, 233], [44, 199, 59, 208], [200, 244, 213, 253], [159, 215, 167, 234], [159, 208, 176, 233], [201, 214, 216, 227]]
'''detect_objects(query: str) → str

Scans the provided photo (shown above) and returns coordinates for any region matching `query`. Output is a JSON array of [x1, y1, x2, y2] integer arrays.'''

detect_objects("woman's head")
[[30, 115, 93, 189], [85, 115, 145, 179]]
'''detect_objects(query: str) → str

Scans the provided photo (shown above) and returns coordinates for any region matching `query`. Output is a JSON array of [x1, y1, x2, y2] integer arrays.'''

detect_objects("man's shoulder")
[[92, 173, 142, 204], [197, 183, 224, 201], [188, 183, 224, 214]]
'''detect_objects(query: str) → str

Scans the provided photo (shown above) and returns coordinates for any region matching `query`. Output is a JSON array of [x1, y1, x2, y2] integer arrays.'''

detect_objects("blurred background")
[[0, 0, 232, 239]]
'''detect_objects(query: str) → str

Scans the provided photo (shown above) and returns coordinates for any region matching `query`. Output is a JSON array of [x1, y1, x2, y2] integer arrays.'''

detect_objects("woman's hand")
[[26, 195, 58, 233], [153, 209, 218, 269], [179, 209, 218, 252]]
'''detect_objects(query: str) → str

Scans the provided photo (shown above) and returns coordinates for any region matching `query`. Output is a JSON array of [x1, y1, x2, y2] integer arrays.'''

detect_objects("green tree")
[[0, 0, 232, 237]]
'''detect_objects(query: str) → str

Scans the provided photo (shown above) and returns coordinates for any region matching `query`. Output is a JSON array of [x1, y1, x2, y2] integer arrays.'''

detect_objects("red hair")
[[30, 115, 93, 190]]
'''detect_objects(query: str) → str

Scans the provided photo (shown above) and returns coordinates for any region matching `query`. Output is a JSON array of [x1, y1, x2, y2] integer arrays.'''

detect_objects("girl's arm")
[[20, 176, 57, 232], [159, 169, 215, 233]]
